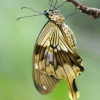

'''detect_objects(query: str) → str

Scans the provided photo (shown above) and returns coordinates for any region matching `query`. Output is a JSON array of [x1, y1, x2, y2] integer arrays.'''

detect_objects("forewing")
[[32, 21, 60, 94]]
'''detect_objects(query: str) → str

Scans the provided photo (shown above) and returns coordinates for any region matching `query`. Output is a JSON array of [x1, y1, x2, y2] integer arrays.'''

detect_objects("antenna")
[[17, 7, 43, 20], [21, 7, 42, 14], [17, 13, 43, 20]]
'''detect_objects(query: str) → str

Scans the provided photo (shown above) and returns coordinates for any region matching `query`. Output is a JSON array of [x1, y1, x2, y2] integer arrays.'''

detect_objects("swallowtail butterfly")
[[32, 1, 84, 100]]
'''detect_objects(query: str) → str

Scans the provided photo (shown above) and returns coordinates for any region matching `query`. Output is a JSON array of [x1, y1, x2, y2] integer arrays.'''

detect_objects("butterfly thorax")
[[44, 10, 65, 25]]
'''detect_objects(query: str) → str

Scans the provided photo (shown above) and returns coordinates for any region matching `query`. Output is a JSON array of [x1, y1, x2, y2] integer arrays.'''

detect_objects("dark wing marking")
[[32, 21, 84, 100]]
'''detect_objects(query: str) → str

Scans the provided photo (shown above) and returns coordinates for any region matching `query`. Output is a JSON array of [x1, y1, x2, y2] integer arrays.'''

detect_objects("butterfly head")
[[44, 10, 65, 25]]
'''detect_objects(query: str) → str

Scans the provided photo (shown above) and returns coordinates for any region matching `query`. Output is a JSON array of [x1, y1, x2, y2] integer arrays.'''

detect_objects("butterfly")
[[32, 1, 84, 100]]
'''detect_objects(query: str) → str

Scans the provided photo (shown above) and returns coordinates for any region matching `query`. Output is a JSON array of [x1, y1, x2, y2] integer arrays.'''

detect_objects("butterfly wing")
[[32, 21, 60, 95], [58, 24, 84, 99], [32, 66, 60, 94], [32, 21, 84, 99]]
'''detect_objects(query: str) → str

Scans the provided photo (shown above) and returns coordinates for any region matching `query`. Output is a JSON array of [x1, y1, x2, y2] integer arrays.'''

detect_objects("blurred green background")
[[0, 0, 100, 100]]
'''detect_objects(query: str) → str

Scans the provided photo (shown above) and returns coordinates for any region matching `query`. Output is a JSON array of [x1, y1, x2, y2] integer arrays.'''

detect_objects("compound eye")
[[44, 10, 49, 15]]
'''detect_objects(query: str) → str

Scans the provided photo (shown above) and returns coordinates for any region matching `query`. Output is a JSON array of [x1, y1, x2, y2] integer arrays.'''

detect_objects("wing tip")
[[69, 91, 80, 100]]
